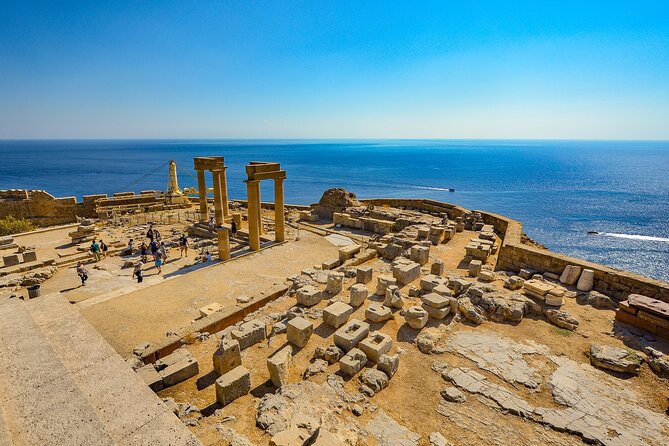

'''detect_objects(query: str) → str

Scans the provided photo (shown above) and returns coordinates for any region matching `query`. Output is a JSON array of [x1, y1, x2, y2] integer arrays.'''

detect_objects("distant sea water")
[[0, 139, 667, 282]]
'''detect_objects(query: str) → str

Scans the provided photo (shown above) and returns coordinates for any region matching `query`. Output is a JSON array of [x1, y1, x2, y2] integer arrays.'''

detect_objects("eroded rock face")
[[312, 188, 362, 218], [366, 411, 420, 446]]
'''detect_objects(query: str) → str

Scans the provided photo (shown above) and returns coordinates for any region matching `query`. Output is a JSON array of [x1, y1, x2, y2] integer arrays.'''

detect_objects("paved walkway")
[[80, 232, 338, 356], [0, 293, 201, 445]]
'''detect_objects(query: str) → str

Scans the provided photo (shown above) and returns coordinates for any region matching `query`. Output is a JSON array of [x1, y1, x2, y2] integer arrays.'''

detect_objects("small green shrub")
[[0, 216, 35, 236]]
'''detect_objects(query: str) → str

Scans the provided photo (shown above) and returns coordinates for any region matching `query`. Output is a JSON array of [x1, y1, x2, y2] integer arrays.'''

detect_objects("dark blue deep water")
[[0, 140, 667, 282]]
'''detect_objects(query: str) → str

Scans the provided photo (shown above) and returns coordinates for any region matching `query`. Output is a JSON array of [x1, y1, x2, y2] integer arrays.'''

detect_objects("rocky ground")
[[153, 235, 669, 446]]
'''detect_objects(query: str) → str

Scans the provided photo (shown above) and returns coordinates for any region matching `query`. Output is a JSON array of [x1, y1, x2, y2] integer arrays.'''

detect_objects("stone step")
[[0, 297, 117, 445], [24, 294, 202, 446], [0, 295, 203, 446]]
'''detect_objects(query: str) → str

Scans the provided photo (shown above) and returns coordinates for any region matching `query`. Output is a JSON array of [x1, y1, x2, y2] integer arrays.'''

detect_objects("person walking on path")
[[76, 262, 88, 286], [149, 239, 159, 260], [90, 239, 101, 262], [231, 219, 237, 239], [179, 234, 189, 257], [99, 239, 108, 258], [132, 260, 144, 283], [140, 242, 148, 263], [153, 228, 162, 242], [154, 250, 164, 274], [146, 225, 155, 242], [159, 241, 168, 264]]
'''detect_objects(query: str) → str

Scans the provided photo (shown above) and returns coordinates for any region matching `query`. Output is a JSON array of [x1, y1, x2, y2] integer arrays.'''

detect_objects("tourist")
[[153, 228, 162, 242], [203, 251, 212, 262], [99, 239, 108, 258], [76, 262, 88, 286], [154, 249, 164, 273], [146, 225, 155, 242], [231, 219, 237, 239], [208, 216, 215, 232], [159, 241, 168, 264], [132, 260, 143, 283], [127, 238, 134, 255], [140, 242, 148, 263], [90, 239, 101, 262], [179, 233, 189, 257], [149, 239, 159, 259]]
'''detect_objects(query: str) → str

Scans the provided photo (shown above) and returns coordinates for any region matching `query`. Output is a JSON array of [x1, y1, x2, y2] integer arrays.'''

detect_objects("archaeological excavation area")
[[2, 177, 669, 445]]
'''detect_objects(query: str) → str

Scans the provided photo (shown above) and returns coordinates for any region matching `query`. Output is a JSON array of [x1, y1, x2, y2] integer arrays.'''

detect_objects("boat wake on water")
[[409, 185, 455, 192], [590, 232, 669, 243]]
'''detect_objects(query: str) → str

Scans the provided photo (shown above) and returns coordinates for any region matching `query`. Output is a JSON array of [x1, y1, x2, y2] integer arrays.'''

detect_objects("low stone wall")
[[0, 189, 96, 226], [359, 198, 468, 220], [474, 209, 669, 302]]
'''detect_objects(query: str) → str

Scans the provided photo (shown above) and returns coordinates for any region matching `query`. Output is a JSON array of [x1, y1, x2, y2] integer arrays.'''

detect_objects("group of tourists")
[[89, 238, 108, 262]]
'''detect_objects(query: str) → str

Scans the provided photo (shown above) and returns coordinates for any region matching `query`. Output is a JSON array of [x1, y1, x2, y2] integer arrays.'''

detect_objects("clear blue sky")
[[1, 1, 668, 139]]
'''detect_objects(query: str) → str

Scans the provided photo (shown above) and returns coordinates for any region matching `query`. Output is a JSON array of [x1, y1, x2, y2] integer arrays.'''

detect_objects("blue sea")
[[0, 140, 667, 282]]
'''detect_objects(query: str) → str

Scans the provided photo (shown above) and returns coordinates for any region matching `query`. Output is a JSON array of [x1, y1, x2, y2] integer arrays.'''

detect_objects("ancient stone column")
[[256, 187, 263, 235], [212, 170, 224, 225], [274, 178, 285, 242], [246, 180, 261, 251], [196, 169, 208, 222], [220, 167, 230, 220], [217, 226, 231, 261]]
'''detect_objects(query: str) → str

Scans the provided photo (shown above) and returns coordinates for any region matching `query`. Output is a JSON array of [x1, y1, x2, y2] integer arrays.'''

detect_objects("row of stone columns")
[[245, 177, 285, 251], [196, 168, 230, 225]]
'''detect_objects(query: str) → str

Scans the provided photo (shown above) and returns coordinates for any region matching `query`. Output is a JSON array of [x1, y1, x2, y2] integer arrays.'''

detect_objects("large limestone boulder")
[[312, 188, 362, 219]]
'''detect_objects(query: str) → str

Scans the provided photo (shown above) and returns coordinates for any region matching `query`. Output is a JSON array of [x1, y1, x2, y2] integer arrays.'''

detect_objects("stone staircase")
[[0, 294, 202, 446]]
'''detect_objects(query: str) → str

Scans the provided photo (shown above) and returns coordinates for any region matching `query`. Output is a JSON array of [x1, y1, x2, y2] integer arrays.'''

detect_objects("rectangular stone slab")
[[628, 294, 669, 320]]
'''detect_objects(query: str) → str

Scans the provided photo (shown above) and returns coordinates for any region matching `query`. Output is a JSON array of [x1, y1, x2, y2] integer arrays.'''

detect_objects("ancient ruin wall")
[[475, 209, 669, 303], [350, 196, 668, 302], [0, 190, 97, 226]]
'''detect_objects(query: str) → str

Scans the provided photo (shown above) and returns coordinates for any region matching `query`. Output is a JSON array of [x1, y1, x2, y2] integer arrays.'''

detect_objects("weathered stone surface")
[[215, 366, 251, 406], [523, 279, 553, 297], [392, 261, 421, 286], [458, 300, 485, 325], [315, 345, 344, 364], [420, 274, 445, 292], [268, 346, 293, 387], [430, 259, 445, 276], [287, 317, 313, 348], [410, 245, 429, 265], [213, 338, 242, 376], [428, 432, 452, 446], [365, 303, 393, 323], [231, 320, 266, 350], [366, 411, 420, 446], [477, 270, 496, 282], [404, 306, 429, 329], [359, 368, 389, 394], [136, 364, 164, 392], [645, 347, 669, 379], [384, 287, 404, 309], [446, 331, 547, 389], [359, 331, 392, 363], [375, 276, 397, 296], [303, 359, 328, 378], [326, 272, 344, 295], [576, 268, 594, 292], [589, 344, 641, 375], [156, 349, 199, 387], [544, 309, 579, 331], [356, 266, 373, 284], [340, 348, 368, 376], [377, 353, 400, 379], [422, 303, 450, 320], [468, 260, 482, 277], [560, 265, 582, 285], [421, 292, 449, 309], [334, 319, 369, 352], [349, 283, 368, 307], [415, 328, 444, 354], [440, 386, 466, 403], [296, 286, 322, 307], [323, 302, 354, 328], [504, 275, 524, 290]]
